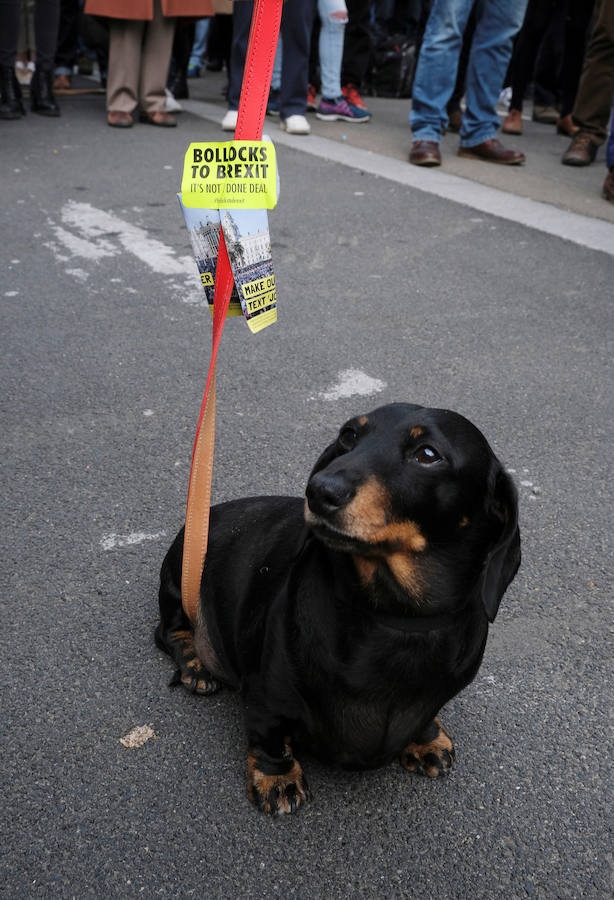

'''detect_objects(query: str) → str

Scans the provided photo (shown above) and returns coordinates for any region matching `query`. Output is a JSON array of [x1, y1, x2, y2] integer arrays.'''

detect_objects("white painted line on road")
[[320, 369, 386, 401], [183, 100, 614, 258], [59, 201, 196, 275], [101, 531, 167, 550]]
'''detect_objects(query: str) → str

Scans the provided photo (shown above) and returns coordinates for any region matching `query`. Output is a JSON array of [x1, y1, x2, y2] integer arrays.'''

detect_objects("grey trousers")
[[106, 0, 175, 114]]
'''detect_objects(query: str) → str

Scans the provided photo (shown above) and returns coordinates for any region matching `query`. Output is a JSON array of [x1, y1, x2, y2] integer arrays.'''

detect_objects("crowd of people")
[[1, 0, 613, 201]]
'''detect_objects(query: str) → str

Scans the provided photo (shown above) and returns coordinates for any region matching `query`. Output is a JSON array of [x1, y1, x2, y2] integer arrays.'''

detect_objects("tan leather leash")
[[181, 0, 284, 625]]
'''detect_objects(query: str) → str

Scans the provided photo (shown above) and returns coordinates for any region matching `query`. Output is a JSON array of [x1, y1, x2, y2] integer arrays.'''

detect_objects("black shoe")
[[30, 67, 60, 116], [0, 65, 25, 119]]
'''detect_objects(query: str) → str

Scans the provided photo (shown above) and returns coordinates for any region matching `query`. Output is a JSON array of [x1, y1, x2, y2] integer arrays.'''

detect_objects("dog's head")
[[304, 403, 520, 621]]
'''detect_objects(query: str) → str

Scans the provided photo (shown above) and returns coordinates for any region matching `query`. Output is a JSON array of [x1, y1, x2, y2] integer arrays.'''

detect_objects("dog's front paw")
[[247, 750, 311, 815], [401, 717, 455, 777]]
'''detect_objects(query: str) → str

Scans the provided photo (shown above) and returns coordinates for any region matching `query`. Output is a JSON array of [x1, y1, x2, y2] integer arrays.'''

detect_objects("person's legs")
[[559, 0, 594, 118], [140, 0, 176, 114], [410, 0, 475, 141], [340, 0, 371, 87], [0, 0, 20, 68], [271, 34, 282, 91], [318, 0, 347, 99], [188, 17, 210, 73], [54, 0, 79, 82], [32, 0, 60, 70], [570, 0, 614, 142], [106, 18, 143, 114], [507, 0, 551, 113], [460, 0, 528, 147], [227, 0, 253, 110], [279, 0, 317, 119], [30, 0, 61, 113], [0, 0, 25, 118]]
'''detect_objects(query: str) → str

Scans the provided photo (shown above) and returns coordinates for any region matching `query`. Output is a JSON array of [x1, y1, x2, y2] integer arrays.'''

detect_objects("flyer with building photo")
[[178, 199, 243, 316], [219, 208, 276, 333], [179, 201, 277, 331]]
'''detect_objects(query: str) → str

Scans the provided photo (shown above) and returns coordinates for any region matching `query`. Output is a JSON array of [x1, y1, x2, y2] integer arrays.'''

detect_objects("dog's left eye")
[[414, 446, 442, 465], [338, 427, 358, 450]]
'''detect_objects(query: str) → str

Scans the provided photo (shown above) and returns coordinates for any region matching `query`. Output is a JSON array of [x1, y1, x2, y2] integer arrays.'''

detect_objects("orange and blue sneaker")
[[307, 83, 317, 112], [342, 83, 369, 113], [316, 96, 370, 123]]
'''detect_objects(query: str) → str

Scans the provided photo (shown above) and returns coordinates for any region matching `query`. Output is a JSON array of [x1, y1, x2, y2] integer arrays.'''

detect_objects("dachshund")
[[156, 402, 521, 815]]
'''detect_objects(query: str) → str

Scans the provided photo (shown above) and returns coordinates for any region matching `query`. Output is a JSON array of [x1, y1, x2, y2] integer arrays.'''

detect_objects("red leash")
[[181, 0, 284, 624]]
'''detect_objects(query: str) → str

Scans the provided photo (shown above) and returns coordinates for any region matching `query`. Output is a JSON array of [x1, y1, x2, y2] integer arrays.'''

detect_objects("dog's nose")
[[306, 473, 355, 517]]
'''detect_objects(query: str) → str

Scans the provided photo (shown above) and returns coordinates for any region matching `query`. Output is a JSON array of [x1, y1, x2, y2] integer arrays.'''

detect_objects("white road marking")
[[65, 268, 90, 282], [60, 201, 195, 275], [320, 369, 386, 401], [183, 100, 614, 258], [48, 224, 115, 260], [101, 531, 167, 551], [45, 201, 197, 279]]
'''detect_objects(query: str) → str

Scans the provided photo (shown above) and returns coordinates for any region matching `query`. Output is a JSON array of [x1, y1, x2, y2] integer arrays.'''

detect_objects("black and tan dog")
[[156, 402, 520, 815]]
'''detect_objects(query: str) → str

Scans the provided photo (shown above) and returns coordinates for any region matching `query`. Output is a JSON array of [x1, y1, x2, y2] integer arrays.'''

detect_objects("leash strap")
[[181, 0, 283, 625]]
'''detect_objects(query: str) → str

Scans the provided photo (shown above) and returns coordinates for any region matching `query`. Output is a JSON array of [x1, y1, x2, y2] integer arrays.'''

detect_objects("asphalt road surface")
[[1, 90, 613, 899]]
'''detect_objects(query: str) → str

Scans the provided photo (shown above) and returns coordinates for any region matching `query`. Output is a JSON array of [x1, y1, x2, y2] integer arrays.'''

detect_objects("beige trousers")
[[106, 0, 176, 114]]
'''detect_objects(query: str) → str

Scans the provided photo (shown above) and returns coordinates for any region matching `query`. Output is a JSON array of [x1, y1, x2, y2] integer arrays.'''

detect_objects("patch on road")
[[320, 369, 386, 401], [101, 531, 167, 551], [120, 725, 157, 749]]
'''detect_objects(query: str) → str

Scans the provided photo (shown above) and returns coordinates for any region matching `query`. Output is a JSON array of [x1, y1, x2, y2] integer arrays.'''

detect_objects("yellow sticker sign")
[[181, 141, 277, 210], [240, 274, 277, 332]]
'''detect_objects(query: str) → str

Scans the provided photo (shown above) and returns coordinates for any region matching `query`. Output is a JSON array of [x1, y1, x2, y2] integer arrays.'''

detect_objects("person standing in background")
[[84, 0, 213, 127], [0, 0, 61, 118], [409, 0, 528, 167]]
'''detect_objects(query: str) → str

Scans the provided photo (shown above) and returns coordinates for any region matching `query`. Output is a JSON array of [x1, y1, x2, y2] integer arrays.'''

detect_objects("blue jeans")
[[410, 0, 528, 147], [319, 0, 348, 99], [189, 19, 210, 70]]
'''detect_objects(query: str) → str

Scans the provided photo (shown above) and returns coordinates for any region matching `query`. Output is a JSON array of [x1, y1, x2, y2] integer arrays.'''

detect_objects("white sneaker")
[[165, 88, 182, 113], [280, 114, 311, 135], [222, 109, 238, 132]]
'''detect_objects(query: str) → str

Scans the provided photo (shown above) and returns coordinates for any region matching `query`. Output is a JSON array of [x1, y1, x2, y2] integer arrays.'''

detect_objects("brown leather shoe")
[[409, 140, 441, 167], [457, 138, 525, 165], [603, 168, 614, 203], [561, 132, 598, 166], [139, 110, 177, 127], [556, 114, 579, 137], [107, 110, 133, 128], [502, 109, 522, 135]]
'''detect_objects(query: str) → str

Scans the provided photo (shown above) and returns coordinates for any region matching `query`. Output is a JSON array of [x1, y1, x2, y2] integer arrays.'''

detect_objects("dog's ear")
[[308, 440, 340, 479], [479, 468, 521, 623]]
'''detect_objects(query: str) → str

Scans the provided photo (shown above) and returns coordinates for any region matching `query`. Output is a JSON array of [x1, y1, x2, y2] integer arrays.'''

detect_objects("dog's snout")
[[306, 472, 355, 517]]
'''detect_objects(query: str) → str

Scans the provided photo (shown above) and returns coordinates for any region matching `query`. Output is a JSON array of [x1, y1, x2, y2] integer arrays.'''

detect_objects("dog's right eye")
[[338, 427, 358, 451]]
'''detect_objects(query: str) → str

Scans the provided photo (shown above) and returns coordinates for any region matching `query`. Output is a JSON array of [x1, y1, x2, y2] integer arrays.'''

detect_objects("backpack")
[[366, 34, 417, 98]]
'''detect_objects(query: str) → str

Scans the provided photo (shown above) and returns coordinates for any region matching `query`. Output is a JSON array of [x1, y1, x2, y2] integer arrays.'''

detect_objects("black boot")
[[168, 69, 189, 100], [0, 65, 25, 119], [30, 66, 60, 116]]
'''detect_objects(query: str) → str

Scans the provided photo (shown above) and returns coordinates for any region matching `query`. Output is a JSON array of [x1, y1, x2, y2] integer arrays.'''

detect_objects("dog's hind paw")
[[247, 751, 311, 815], [401, 717, 455, 777]]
